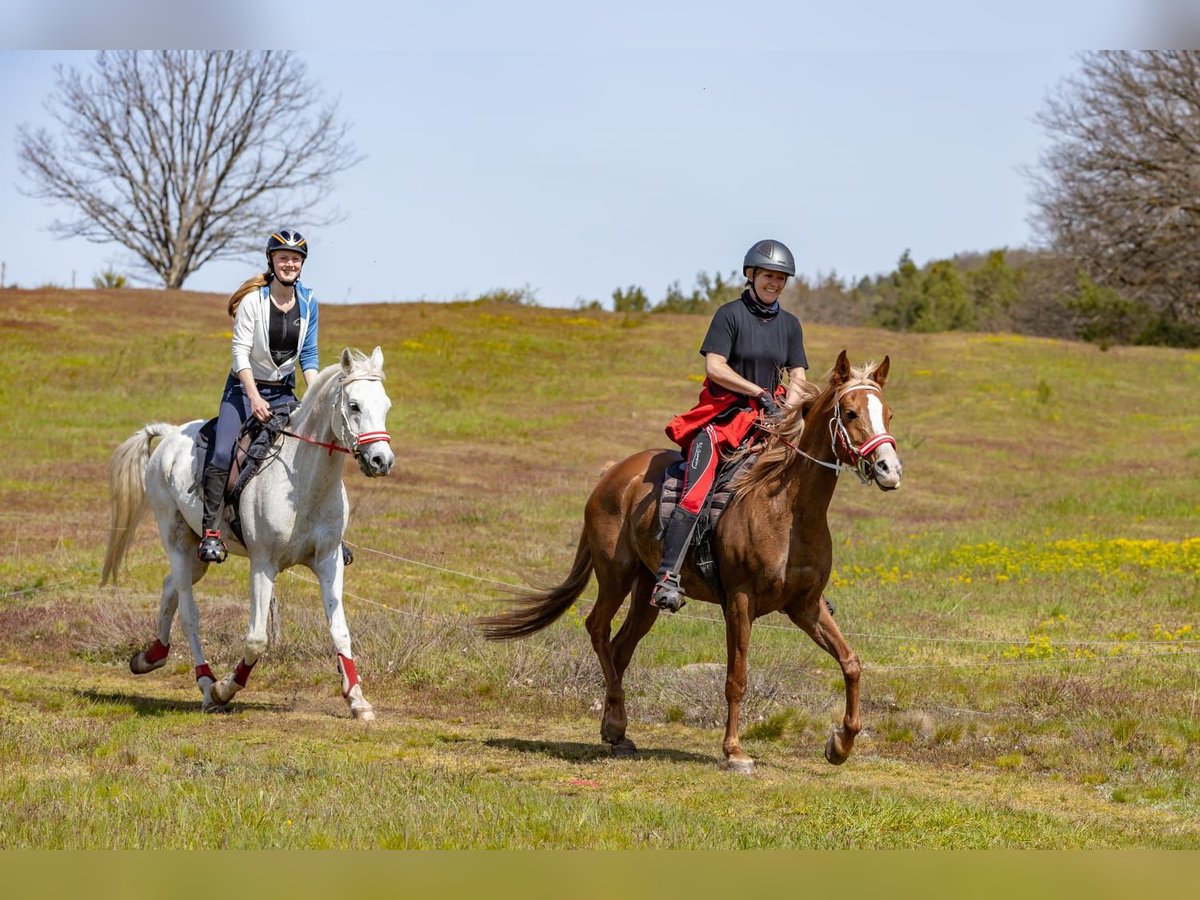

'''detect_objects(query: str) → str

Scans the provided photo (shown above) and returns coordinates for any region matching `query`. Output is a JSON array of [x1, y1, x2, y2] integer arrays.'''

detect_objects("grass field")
[[1, 287, 1198, 848]]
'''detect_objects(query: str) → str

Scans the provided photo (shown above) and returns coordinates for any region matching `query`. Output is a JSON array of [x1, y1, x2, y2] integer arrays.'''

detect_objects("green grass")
[[0, 288, 1198, 847]]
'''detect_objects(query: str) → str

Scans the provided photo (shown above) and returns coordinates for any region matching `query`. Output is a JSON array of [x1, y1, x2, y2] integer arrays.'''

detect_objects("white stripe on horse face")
[[867, 394, 886, 436]]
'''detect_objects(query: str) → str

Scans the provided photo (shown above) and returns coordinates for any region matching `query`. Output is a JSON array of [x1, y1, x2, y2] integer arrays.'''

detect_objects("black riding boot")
[[197, 465, 229, 563], [650, 507, 700, 612]]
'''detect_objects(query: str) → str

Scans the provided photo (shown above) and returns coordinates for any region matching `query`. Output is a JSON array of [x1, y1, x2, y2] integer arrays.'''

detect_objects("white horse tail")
[[100, 423, 175, 586]]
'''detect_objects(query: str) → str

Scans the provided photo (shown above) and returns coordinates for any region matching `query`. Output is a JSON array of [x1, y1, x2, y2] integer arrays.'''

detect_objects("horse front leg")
[[314, 550, 374, 721], [786, 594, 861, 765], [211, 562, 275, 708], [722, 592, 755, 773]]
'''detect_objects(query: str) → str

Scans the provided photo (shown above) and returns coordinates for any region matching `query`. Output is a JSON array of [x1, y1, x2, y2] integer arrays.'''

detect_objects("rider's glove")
[[757, 390, 784, 421]]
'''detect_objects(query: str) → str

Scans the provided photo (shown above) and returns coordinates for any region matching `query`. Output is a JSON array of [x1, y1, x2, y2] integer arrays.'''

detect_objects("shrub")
[[92, 269, 128, 289]]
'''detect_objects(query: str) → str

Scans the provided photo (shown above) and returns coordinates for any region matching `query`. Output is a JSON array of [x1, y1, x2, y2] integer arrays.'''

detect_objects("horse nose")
[[874, 456, 902, 481], [371, 449, 394, 475]]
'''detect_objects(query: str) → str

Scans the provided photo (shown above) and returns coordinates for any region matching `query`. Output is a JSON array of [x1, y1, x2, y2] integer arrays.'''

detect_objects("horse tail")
[[100, 424, 174, 586], [478, 529, 594, 641]]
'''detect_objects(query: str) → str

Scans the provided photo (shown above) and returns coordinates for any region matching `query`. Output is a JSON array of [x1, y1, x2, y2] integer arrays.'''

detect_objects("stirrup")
[[341, 542, 353, 567], [197, 530, 228, 563], [650, 574, 686, 613]]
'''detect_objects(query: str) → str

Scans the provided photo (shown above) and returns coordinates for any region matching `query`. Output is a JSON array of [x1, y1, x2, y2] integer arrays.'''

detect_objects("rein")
[[281, 429, 353, 456], [282, 372, 392, 457]]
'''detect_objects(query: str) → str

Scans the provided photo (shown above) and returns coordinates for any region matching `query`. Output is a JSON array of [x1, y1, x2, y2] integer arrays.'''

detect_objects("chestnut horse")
[[481, 350, 901, 772]]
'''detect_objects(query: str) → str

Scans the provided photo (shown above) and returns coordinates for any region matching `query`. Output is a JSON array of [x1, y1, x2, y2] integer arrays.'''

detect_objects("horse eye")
[[844, 409, 858, 421], [349, 401, 361, 413]]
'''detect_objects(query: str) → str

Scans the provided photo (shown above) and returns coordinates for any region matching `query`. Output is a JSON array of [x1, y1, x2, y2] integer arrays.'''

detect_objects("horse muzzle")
[[870, 449, 902, 491], [354, 434, 395, 477]]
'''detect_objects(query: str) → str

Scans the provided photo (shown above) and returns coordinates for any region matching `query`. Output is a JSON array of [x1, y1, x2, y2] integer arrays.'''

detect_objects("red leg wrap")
[[146, 639, 170, 664], [233, 659, 255, 687], [338, 654, 359, 697], [195, 664, 215, 682]]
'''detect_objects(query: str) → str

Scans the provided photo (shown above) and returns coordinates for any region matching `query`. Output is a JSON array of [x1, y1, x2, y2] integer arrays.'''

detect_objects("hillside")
[[0, 287, 1198, 848]]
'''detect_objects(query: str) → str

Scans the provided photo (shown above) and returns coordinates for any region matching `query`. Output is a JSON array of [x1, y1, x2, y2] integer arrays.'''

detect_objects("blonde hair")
[[227, 271, 272, 318]]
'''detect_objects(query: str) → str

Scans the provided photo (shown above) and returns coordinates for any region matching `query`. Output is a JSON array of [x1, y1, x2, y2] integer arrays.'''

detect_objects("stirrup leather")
[[197, 529, 228, 563]]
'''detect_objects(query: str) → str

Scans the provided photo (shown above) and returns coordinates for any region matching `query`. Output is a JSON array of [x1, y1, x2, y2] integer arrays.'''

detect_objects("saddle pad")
[[657, 452, 757, 538], [189, 405, 294, 495]]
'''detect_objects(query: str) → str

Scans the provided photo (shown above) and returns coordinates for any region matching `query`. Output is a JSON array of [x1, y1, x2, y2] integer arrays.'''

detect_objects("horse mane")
[[729, 361, 881, 501], [290, 349, 385, 432]]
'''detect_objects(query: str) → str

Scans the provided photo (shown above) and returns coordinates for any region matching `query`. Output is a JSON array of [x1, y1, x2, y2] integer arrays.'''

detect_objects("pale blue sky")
[[0, 2, 1183, 307]]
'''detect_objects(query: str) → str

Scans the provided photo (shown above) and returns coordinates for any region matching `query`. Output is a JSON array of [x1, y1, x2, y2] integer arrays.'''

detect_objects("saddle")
[[191, 403, 297, 545], [658, 449, 758, 605]]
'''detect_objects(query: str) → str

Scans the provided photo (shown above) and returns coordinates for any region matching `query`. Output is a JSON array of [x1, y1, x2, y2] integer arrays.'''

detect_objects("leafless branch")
[[17, 51, 362, 289], [1028, 51, 1200, 326]]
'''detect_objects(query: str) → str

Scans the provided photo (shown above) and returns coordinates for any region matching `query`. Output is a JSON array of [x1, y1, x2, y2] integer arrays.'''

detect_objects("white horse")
[[101, 346, 395, 719]]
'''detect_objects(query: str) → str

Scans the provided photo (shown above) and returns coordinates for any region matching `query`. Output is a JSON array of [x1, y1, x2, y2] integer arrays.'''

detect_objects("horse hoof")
[[824, 733, 849, 766], [202, 700, 230, 714], [129, 652, 167, 675], [351, 705, 376, 722], [210, 675, 239, 706], [722, 756, 755, 774], [610, 737, 637, 757]]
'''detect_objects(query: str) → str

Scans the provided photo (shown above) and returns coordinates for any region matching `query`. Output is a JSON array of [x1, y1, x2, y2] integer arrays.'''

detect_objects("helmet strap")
[[746, 267, 763, 304], [745, 267, 786, 310]]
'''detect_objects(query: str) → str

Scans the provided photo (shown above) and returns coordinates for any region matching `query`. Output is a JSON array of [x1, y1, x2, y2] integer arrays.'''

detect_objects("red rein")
[[284, 430, 392, 456]]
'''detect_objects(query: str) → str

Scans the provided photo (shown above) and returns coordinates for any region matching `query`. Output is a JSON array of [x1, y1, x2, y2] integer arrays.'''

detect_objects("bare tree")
[[17, 51, 361, 289], [1028, 51, 1200, 334]]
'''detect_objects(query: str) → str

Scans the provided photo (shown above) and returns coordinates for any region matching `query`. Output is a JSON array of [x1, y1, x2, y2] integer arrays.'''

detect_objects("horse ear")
[[870, 355, 890, 387], [341, 348, 353, 373], [371, 346, 384, 369], [832, 349, 851, 385]]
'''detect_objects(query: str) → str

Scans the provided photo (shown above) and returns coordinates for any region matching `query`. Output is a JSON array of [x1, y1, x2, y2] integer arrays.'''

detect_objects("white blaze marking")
[[866, 394, 886, 436]]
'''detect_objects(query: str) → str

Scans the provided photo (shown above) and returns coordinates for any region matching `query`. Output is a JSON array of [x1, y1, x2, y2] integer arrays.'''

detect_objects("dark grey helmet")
[[743, 239, 795, 277]]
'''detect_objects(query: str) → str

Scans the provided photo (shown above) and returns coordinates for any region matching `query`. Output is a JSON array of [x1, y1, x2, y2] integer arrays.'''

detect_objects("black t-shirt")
[[268, 300, 301, 367], [699, 291, 807, 393]]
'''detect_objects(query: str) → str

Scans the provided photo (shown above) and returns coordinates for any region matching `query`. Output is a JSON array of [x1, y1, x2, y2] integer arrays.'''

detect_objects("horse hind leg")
[[210, 563, 275, 710], [587, 562, 652, 756], [610, 570, 664, 755], [129, 573, 179, 674], [147, 523, 226, 712], [174, 550, 227, 713]]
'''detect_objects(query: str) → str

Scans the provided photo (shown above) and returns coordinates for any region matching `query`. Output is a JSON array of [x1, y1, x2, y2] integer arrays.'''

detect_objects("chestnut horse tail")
[[100, 423, 174, 586], [479, 530, 593, 640]]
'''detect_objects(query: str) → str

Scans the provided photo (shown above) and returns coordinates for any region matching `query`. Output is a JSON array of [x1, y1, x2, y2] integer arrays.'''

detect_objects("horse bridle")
[[284, 373, 391, 459], [330, 375, 391, 461], [829, 384, 897, 484], [775, 382, 896, 485]]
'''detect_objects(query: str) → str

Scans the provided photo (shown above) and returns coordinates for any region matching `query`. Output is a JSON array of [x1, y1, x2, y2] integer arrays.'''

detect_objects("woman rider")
[[651, 238, 809, 612], [197, 229, 320, 562]]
